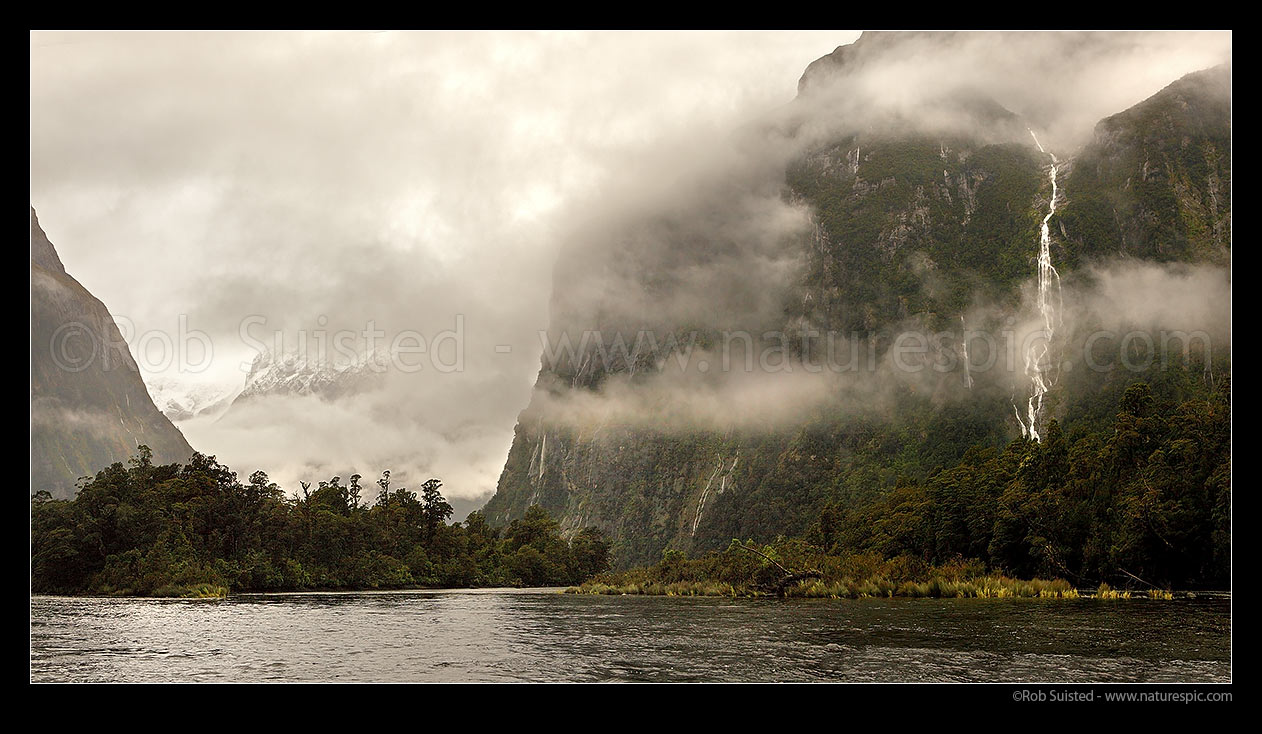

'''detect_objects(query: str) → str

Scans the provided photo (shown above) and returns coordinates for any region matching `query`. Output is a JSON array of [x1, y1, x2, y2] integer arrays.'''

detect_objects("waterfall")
[[961, 315, 973, 390], [692, 453, 739, 536], [1017, 130, 1063, 442], [692, 460, 724, 535]]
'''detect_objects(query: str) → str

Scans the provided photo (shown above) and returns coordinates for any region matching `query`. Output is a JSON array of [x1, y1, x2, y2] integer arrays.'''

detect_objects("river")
[[30, 589, 1230, 682]]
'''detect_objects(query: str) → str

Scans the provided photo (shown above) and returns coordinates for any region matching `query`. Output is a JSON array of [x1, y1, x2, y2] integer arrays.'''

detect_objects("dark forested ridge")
[[822, 380, 1231, 589], [31, 453, 610, 596], [31, 370, 1226, 596]]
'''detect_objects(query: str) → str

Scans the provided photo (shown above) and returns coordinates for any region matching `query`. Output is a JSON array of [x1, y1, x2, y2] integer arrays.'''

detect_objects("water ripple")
[[30, 591, 1230, 683]]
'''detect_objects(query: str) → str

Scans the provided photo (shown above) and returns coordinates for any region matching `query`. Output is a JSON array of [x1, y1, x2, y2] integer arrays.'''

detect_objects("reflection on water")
[[30, 589, 1230, 682]]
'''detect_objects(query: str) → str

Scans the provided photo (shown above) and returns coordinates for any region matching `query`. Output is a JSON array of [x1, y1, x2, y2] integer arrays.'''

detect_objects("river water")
[[30, 589, 1230, 682]]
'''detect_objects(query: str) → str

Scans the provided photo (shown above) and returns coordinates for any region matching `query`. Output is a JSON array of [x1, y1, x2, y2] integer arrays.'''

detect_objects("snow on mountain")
[[143, 376, 241, 423], [144, 347, 392, 423], [233, 347, 391, 404]]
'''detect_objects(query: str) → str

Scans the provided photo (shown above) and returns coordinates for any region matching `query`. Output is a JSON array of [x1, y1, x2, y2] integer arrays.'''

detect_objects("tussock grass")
[[565, 581, 750, 597], [780, 575, 1079, 599], [566, 545, 1173, 602], [1093, 584, 1173, 600], [152, 583, 228, 598], [568, 574, 1081, 599], [1095, 582, 1131, 599]]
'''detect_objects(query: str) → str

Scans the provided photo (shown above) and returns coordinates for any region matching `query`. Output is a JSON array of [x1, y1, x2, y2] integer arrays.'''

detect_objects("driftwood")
[[1118, 567, 1159, 590], [735, 544, 823, 598]]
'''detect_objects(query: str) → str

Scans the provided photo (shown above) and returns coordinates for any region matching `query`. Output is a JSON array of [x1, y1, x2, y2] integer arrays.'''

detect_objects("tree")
[[418, 479, 454, 543], [568, 527, 612, 581], [376, 471, 391, 507]]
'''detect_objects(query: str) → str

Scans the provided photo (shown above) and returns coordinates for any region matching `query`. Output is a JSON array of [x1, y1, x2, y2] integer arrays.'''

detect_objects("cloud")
[[29, 32, 1230, 504], [791, 31, 1231, 150], [1069, 262, 1231, 335], [30, 31, 853, 502]]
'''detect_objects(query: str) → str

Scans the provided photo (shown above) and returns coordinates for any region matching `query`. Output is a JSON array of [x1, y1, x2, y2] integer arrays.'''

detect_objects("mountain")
[[483, 34, 1231, 568], [1056, 65, 1231, 268], [30, 208, 194, 497], [142, 347, 388, 424], [230, 347, 389, 406], [143, 376, 240, 422]]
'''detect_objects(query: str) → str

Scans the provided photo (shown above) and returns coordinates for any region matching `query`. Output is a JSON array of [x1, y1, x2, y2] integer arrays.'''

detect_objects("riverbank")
[[563, 542, 1202, 600], [565, 577, 1201, 599]]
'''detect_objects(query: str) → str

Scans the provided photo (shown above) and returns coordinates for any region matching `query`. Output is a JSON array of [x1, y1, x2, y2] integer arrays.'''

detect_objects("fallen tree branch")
[[1118, 567, 1159, 590], [735, 543, 792, 576], [735, 544, 823, 597]]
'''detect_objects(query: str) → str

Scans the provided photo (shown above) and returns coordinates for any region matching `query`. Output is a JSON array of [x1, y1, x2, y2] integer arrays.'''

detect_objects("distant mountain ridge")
[[234, 346, 390, 405], [143, 377, 240, 422], [141, 345, 392, 425]]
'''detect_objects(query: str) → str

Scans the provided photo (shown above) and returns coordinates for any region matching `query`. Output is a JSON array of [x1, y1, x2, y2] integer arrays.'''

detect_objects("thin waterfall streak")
[[961, 315, 973, 390], [692, 460, 723, 536], [1022, 129, 1063, 442]]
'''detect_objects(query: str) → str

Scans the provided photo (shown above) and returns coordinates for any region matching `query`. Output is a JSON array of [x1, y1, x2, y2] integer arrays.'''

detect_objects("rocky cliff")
[[30, 208, 194, 497], [483, 36, 1231, 567]]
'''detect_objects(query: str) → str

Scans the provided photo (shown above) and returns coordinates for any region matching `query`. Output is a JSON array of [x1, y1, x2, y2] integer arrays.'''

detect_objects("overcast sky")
[[29, 31, 1229, 510], [30, 31, 861, 506]]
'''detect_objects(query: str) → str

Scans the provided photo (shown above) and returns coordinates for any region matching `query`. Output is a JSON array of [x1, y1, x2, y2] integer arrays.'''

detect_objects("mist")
[[792, 31, 1231, 150], [29, 31, 1230, 506], [30, 31, 856, 504], [515, 31, 1230, 439]]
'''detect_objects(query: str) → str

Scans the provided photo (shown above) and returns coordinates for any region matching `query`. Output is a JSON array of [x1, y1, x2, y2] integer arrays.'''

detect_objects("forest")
[[573, 379, 1230, 597], [30, 454, 611, 597]]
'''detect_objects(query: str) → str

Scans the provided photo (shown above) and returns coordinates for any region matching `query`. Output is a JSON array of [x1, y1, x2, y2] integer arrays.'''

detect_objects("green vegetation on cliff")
[[570, 377, 1229, 594], [787, 136, 1044, 330], [1055, 66, 1230, 267]]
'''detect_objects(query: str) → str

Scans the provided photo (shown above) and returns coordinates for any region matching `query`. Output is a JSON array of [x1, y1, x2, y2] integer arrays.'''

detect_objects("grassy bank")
[[151, 583, 229, 599], [564, 541, 1180, 600], [567, 575, 1082, 599]]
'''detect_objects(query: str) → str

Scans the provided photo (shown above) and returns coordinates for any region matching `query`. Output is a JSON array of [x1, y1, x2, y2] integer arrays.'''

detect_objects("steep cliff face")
[[30, 209, 194, 497], [484, 38, 1231, 567], [1056, 65, 1231, 268]]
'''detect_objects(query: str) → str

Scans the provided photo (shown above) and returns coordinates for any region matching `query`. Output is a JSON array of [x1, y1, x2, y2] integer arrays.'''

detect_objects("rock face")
[[1056, 65, 1231, 267], [483, 36, 1231, 567], [30, 208, 194, 497]]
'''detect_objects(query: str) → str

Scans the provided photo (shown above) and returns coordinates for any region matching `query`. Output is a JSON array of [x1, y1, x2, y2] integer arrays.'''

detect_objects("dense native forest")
[[786, 136, 1046, 330], [574, 378, 1230, 596], [30, 455, 611, 596], [819, 381, 1231, 588]]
